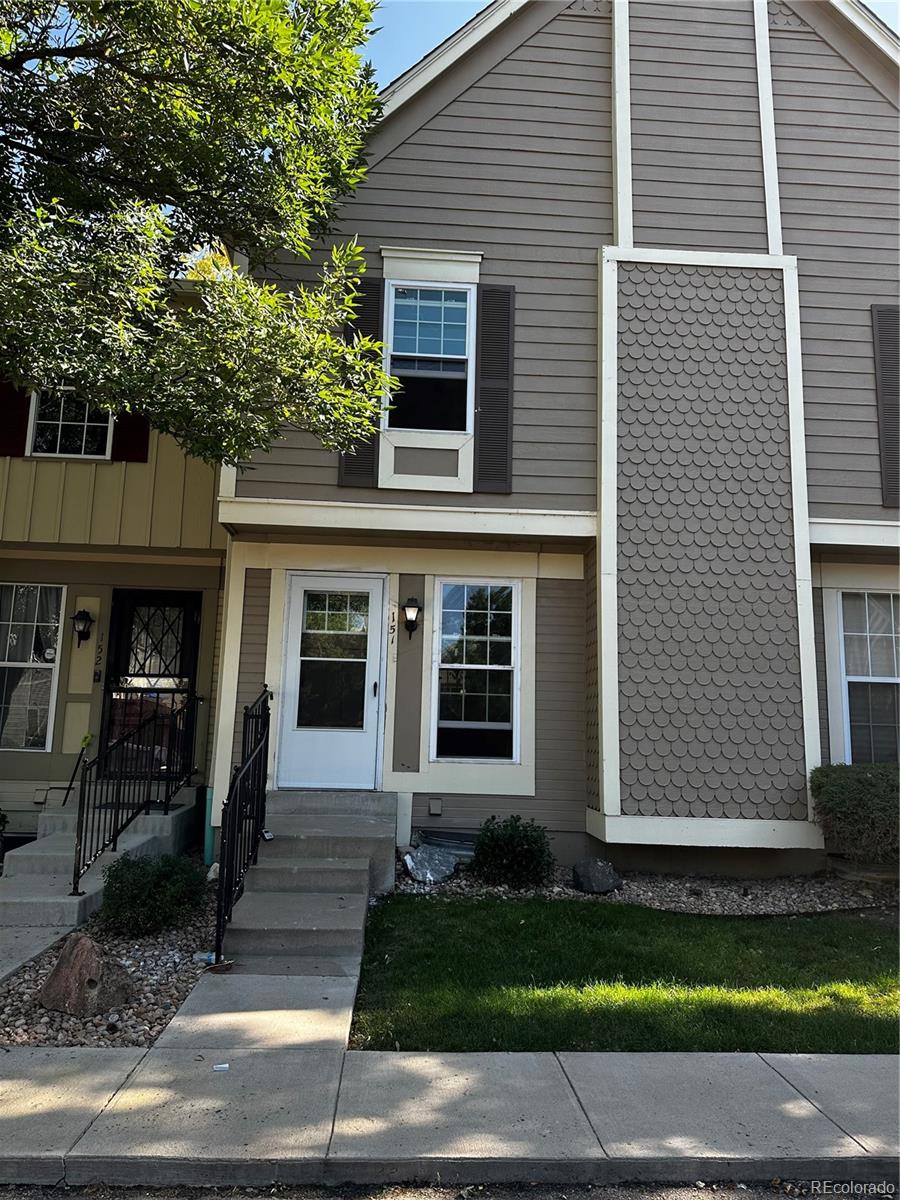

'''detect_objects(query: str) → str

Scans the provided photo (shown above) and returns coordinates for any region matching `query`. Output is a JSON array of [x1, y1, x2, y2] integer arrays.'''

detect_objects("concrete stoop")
[[0, 800, 194, 927], [222, 790, 397, 967]]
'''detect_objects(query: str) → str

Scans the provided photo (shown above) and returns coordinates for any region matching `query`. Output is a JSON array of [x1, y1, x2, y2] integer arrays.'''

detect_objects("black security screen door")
[[102, 589, 201, 776]]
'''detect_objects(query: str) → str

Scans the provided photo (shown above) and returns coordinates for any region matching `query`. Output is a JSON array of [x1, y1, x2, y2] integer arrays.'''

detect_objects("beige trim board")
[[0, 548, 223, 566], [218, 496, 596, 539], [818, 562, 900, 589], [809, 519, 900, 550], [588, 809, 824, 850], [220, 539, 583, 580]]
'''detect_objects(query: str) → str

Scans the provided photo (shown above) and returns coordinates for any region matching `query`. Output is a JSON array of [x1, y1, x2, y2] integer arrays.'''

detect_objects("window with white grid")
[[840, 591, 900, 763], [28, 389, 112, 458], [0, 584, 64, 751]]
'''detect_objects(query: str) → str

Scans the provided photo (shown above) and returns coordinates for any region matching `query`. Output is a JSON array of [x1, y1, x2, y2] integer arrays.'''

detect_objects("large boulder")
[[40, 932, 132, 1018], [572, 858, 623, 895], [403, 844, 460, 884]]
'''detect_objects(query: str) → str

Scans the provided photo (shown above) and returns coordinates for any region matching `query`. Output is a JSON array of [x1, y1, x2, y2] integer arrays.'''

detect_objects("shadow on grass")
[[351, 896, 900, 1053]]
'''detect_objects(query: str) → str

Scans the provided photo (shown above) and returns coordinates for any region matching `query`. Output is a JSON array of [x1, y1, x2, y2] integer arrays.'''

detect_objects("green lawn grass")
[[350, 896, 899, 1053]]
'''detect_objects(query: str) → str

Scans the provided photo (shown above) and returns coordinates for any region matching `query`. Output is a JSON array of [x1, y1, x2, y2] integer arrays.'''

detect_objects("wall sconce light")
[[71, 609, 94, 647], [403, 597, 421, 639]]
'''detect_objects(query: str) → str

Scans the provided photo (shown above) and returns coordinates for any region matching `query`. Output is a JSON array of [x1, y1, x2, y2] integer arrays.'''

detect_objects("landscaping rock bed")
[[396, 861, 897, 916], [0, 893, 215, 1049]]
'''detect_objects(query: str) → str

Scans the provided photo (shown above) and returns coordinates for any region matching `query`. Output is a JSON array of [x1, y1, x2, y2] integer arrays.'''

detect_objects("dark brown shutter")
[[110, 411, 151, 463], [474, 284, 514, 494], [0, 383, 32, 457], [872, 304, 900, 508], [338, 278, 384, 488]]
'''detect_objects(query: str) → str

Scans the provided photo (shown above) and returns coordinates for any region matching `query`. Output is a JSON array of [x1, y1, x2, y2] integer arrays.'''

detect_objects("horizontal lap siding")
[[412, 575, 587, 833], [771, 21, 900, 521], [238, 11, 612, 509], [233, 569, 271, 765], [630, 1, 768, 251]]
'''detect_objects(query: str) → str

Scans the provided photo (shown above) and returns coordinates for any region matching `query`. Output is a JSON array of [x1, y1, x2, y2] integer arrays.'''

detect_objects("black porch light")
[[71, 609, 95, 647], [403, 597, 421, 639]]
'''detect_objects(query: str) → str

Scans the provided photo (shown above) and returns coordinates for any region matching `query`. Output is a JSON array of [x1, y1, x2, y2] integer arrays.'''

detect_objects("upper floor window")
[[841, 591, 899, 763], [27, 389, 112, 458], [385, 284, 475, 433]]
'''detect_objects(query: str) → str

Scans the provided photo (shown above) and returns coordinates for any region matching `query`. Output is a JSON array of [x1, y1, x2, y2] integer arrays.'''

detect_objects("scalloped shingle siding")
[[617, 263, 808, 821]]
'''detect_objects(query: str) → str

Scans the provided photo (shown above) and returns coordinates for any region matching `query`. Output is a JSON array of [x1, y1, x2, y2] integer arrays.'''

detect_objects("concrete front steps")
[[222, 790, 397, 969], [0, 801, 194, 927]]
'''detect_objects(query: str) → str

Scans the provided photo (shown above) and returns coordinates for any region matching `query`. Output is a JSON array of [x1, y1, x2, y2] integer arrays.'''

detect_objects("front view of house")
[[206, 0, 899, 871]]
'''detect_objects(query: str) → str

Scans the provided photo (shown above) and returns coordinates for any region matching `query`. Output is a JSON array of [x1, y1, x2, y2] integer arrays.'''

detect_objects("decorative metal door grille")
[[125, 605, 187, 685]]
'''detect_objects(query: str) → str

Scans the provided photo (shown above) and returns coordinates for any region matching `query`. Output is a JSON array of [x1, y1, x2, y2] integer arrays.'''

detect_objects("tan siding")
[[0, 431, 227, 550], [233, 569, 271, 764], [771, 18, 900, 521], [413, 575, 587, 833], [630, 0, 768, 251], [238, 8, 612, 510]]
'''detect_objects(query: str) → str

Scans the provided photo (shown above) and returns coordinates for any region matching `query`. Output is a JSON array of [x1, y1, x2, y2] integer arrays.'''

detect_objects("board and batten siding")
[[236, 3, 612, 510], [412, 576, 588, 834], [0, 431, 226, 550], [770, 4, 900, 522], [630, 0, 768, 252], [233, 569, 271, 764]]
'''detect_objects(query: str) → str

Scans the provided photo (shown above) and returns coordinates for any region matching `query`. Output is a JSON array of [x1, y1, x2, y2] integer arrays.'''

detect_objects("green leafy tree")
[[0, 0, 391, 464]]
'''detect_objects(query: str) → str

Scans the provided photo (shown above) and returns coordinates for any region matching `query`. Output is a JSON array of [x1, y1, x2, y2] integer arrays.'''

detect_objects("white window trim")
[[26, 389, 113, 461], [429, 576, 521, 767], [0, 582, 67, 753], [833, 589, 899, 765], [378, 278, 477, 493], [820, 564, 900, 764]]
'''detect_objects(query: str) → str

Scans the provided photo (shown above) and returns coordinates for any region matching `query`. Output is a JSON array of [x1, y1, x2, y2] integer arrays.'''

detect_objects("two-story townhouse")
[[207, 0, 899, 875], [0, 393, 225, 839]]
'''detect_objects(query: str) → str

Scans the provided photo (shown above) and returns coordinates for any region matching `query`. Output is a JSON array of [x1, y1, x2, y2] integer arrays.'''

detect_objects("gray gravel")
[[396, 862, 898, 916], [0, 892, 215, 1049]]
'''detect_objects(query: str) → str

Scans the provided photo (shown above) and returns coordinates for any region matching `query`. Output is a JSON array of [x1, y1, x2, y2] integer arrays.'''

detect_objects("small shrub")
[[810, 763, 899, 865], [471, 814, 555, 888], [100, 853, 208, 936]]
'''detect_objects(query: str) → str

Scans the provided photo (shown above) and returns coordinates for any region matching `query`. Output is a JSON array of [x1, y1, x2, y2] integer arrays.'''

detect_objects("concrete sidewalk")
[[0, 1048, 896, 1186]]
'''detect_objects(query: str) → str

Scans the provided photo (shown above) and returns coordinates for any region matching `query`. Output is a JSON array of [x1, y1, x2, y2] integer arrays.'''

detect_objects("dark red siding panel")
[[0, 384, 32, 457], [110, 412, 151, 463]]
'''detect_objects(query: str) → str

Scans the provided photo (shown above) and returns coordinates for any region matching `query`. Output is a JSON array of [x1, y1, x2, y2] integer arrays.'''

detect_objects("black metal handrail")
[[214, 686, 271, 963], [71, 694, 202, 895]]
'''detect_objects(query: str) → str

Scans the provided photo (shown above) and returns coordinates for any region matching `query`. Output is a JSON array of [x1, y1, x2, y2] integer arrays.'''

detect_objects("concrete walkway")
[[0, 925, 71, 984], [1, 1048, 896, 1186]]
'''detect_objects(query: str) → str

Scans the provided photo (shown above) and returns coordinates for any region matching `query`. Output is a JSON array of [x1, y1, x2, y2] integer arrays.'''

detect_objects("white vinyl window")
[[839, 591, 900, 763], [384, 283, 476, 434], [0, 583, 64, 751], [27, 388, 112, 458], [432, 579, 519, 762]]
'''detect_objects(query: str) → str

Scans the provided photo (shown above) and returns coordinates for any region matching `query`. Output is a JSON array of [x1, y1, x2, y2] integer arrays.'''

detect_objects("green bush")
[[471, 814, 555, 888], [810, 764, 899, 865], [100, 853, 208, 935]]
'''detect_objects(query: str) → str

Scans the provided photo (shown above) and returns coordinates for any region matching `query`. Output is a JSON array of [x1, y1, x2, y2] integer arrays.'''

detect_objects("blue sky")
[[365, 0, 899, 88]]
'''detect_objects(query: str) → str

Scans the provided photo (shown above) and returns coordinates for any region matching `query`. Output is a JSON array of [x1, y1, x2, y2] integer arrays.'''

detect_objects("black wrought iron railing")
[[214, 686, 271, 963], [71, 694, 201, 895]]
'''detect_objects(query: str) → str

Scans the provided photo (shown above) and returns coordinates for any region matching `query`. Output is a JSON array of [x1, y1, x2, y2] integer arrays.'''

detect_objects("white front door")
[[278, 574, 385, 789]]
